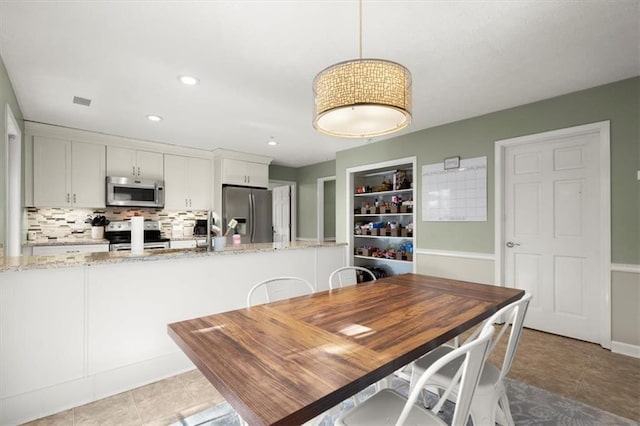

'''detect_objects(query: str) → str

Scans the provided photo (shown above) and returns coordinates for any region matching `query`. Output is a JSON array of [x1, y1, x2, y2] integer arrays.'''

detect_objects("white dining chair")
[[335, 325, 495, 426], [246, 276, 315, 307], [410, 293, 532, 426], [329, 266, 377, 289]]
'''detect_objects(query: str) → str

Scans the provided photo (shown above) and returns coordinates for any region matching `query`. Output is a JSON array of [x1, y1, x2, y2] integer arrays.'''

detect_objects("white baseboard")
[[611, 341, 640, 358], [415, 248, 495, 261]]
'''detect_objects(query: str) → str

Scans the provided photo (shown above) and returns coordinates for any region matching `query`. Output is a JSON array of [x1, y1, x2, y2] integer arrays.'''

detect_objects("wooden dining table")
[[168, 273, 524, 425]]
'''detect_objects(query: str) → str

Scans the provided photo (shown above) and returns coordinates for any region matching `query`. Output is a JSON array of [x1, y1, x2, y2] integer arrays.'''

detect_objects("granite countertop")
[[1, 241, 346, 272], [24, 236, 110, 247]]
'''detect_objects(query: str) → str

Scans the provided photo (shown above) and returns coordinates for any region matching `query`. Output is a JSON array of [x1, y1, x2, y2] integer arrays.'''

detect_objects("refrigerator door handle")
[[249, 193, 255, 243]]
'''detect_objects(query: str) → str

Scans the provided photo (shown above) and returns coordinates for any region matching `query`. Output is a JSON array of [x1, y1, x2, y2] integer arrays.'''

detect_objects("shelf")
[[355, 213, 413, 217], [354, 188, 413, 197], [354, 234, 413, 240], [354, 255, 413, 264]]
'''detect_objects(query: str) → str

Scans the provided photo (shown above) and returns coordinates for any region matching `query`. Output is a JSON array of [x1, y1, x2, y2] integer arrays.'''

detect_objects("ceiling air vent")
[[72, 96, 92, 107]]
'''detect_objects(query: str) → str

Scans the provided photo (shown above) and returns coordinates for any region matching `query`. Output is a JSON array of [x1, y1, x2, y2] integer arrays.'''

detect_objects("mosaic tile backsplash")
[[26, 207, 210, 240]]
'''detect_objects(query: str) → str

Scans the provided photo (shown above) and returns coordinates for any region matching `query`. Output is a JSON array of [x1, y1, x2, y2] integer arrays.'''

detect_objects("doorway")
[[495, 121, 611, 348], [269, 180, 296, 242], [316, 176, 335, 241]]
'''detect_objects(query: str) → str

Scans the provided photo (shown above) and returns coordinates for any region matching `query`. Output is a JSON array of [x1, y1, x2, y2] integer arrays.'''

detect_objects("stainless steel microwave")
[[106, 176, 165, 208]]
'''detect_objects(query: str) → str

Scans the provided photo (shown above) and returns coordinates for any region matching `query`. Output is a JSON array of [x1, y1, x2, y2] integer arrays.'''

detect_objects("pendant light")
[[312, 0, 412, 138]]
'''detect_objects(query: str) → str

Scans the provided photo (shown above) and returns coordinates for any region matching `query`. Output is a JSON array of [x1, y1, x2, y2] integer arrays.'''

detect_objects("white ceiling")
[[0, 1, 638, 167]]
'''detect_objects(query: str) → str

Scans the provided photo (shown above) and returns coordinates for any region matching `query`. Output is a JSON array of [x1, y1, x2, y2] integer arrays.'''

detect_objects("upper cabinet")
[[164, 154, 212, 210], [33, 136, 106, 208], [221, 158, 268, 188], [106, 146, 164, 180]]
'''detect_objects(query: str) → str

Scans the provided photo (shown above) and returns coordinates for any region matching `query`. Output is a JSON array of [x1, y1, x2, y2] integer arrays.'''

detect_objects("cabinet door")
[[71, 141, 106, 207], [137, 150, 164, 180], [246, 161, 269, 188], [221, 158, 249, 186], [33, 136, 70, 207], [163, 154, 188, 210], [187, 157, 211, 210], [106, 146, 136, 177]]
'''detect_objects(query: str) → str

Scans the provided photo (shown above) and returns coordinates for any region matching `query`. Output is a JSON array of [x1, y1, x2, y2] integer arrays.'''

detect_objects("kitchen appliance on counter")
[[222, 185, 273, 243], [105, 220, 170, 251], [106, 176, 165, 208], [193, 219, 209, 236]]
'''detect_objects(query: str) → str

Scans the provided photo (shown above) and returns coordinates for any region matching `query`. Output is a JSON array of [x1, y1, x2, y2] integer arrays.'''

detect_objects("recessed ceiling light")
[[179, 75, 200, 85], [267, 137, 278, 146], [146, 115, 163, 122]]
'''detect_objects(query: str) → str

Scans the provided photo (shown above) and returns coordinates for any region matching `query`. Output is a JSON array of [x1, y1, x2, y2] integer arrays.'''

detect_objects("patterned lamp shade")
[[313, 58, 412, 138]]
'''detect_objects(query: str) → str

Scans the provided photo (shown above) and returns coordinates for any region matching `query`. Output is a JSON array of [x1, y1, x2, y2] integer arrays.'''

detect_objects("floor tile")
[[74, 391, 141, 426], [21, 409, 73, 426]]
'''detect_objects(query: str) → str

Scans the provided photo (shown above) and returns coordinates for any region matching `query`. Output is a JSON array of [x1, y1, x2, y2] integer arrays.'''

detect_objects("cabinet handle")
[[66, 250, 80, 254], [66, 193, 70, 203], [185, 198, 188, 207], [189, 198, 192, 207], [133, 166, 136, 176], [73, 193, 77, 203], [247, 176, 250, 183], [137, 166, 141, 177]]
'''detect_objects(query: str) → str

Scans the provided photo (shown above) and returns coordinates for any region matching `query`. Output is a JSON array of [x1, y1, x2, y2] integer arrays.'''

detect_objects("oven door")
[[106, 176, 164, 208]]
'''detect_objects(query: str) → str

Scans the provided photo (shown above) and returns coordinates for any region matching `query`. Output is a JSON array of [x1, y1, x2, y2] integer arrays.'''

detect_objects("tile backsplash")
[[26, 207, 210, 240]]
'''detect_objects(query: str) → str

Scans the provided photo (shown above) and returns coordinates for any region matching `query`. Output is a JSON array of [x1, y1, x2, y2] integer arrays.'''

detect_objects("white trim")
[[5, 104, 22, 256], [611, 263, 640, 274], [611, 341, 640, 359], [415, 248, 495, 261], [316, 175, 336, 242], [494, 120, 612, 350]]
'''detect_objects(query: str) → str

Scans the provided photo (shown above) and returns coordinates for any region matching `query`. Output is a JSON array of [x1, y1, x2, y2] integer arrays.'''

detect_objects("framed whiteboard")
[[422, 156, 487, 222]]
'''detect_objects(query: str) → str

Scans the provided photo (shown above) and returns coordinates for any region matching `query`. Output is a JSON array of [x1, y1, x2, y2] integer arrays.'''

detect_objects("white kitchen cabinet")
[[32, 244, 109, 256], [33, 136, 106, 208], [222, 158, 268, 188], [170, 239, 197, 249], [107, 146, 164, 180], [164, 154, 211, 210]]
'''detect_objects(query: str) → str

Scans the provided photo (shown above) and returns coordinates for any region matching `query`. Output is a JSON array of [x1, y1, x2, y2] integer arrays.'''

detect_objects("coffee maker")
[[194, 219, 208, 236]]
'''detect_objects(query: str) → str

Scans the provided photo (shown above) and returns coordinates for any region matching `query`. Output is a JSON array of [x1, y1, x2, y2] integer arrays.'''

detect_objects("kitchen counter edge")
[[1, 241, 347, 272]]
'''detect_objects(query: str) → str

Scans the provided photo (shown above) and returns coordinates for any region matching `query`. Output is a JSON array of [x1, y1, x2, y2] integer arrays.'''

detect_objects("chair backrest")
[[329, 266, 377, 289], [399, 325, 495, 426], [483, 293, 532, 382], [246, 276, 315, 307]]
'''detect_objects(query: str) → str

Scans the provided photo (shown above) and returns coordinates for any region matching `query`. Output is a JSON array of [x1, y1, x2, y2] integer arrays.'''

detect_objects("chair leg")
[[498, 392, 515, 426]]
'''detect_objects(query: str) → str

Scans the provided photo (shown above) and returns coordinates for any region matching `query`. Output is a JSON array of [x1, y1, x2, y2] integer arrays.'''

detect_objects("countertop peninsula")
[[1, 241, 346, 272]]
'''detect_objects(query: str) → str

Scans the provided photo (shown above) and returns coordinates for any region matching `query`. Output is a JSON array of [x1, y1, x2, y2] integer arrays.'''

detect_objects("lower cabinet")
[[170, 239, 197, 249], [31, 244, 110, 256]]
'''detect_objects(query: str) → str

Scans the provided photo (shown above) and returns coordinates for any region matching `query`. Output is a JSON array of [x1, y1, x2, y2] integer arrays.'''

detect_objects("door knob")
[[506, 241, 521, 248]]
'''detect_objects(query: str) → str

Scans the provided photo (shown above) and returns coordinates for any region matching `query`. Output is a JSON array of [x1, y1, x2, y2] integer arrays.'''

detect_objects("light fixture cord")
[[359, 0, 363, 59]]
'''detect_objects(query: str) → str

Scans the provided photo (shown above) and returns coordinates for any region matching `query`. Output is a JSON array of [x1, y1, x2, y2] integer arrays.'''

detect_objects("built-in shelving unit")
[[347, 157, 417, 277]]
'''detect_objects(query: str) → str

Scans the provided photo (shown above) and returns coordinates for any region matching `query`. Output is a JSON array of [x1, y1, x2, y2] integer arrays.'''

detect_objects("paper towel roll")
[[131, 216, 144, 255]]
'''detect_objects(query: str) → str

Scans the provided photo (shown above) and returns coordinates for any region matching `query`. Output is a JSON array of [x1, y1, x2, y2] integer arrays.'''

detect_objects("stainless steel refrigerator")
[[222, 185, 273, 243]]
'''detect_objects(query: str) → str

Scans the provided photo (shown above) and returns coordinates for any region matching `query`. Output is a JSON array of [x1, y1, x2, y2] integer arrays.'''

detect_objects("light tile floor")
[[23, 328, 640, 425]]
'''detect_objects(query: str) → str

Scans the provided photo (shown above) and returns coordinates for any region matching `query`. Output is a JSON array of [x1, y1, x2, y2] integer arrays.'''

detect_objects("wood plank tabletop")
[[168, 273, 524, 425]]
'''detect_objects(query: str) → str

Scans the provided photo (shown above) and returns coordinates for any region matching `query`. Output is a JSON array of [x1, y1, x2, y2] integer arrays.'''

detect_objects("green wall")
[[335, 77, 639, 264], [324, 179, 336, 239], [296, 160, 335, 239], [0, 54, 24, 250]]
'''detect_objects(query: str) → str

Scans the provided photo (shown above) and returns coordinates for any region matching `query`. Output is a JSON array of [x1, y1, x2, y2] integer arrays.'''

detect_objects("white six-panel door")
[[499, 122, 610, 345], [272, 185, 291, 243]]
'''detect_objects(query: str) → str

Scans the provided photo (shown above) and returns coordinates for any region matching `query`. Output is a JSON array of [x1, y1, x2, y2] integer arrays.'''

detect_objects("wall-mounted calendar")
[[422, 156, 487, 222]]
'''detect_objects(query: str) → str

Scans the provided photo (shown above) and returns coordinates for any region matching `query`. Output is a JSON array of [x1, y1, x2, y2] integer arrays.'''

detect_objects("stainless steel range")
[[105, 220, 170, 252]]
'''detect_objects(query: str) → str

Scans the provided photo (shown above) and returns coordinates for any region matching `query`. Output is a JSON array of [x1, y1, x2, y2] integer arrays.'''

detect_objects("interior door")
[[503, 131, 602, 343], [272, 185, 291, 243]]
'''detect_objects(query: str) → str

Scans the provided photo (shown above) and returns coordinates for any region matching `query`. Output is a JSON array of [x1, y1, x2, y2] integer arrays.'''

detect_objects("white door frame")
[[269, 179, 297, 241], [5, 105, 21, 257], [316, 175, 335, 241], [494, 120, 611, 349]]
